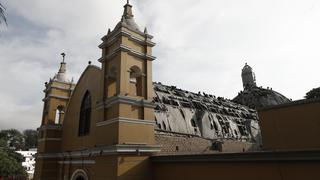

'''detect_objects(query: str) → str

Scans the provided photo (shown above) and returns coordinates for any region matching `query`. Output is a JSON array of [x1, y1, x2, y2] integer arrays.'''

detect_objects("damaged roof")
[[152, 82, 261, 143]]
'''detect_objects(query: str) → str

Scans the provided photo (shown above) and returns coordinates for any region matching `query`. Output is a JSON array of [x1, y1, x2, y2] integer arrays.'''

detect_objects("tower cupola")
[[117, 0, 141, 32], [54, 53, 68, 82], [242, 63, 257, 90]]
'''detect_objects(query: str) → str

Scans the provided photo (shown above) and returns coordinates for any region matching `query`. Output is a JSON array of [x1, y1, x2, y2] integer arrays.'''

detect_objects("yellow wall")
[[259, 99, 320, 150], [61, 65, 105, 151], [152, 161, 320, 180]]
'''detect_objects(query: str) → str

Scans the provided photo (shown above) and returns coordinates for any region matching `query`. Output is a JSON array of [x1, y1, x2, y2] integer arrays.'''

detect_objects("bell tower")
[[98, 0, 156, 143], [97, 1, 159, 179], [35, 53, 75, 180], [41, 53, 75, 126]]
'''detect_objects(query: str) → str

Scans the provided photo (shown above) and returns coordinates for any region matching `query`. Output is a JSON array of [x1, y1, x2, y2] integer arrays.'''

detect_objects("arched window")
[[55, 109, 60, 124], [78, 91, 91, 136], [71, 169, 89, 180], [129, 66, 143, 96], [54, 105, 64, 124]]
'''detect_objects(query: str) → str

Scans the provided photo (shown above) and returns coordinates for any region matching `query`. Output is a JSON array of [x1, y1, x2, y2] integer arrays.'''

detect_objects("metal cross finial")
[[61, 52, 66, 63], [127, 0, 130, 4]]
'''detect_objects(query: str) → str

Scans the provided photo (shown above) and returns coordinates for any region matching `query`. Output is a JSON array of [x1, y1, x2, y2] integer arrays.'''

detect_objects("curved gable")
[[61, 65, 103, 151]]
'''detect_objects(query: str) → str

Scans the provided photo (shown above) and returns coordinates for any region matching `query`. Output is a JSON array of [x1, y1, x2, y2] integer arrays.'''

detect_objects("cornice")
[[99, 30, 155, 49], [58, 160, 95, 165], [46, 84, 75, 92], [96, 117, 155, 127], [39, 124, 62, 130], [42, 94, 70, 102], [38, 138, 62, 142], [152, 149, 320, 163], [98, 44, 156, 63], [37, 144, 161, 159], [96, 95, 156, 109]]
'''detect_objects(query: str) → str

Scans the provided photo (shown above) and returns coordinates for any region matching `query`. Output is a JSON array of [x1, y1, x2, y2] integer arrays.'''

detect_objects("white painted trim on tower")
[[37, 144, 161, 159], [98, 44, 156, 63], [96, 117, 155, 127], [58, 160, 95, 165], [38, 138, 62, 142], [100, 30, 151, 48]]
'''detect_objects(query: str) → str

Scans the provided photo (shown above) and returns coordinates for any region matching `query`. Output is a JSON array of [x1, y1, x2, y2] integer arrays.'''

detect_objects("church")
[[34, 1, 320, 180]]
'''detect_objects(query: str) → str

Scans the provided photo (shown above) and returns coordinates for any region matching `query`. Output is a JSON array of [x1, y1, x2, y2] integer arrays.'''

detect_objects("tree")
[[0, 136, 26, 178], [0, 2, 7, 25], [0, 149, 26, 177], [0, 129, 25, 150], [306, 87, 320, 100], [23, 129, 38, 150], [0, 138, 7, 148]]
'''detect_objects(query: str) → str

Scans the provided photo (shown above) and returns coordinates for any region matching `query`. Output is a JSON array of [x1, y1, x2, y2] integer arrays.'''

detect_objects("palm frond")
[[0, 3, 7, 26]]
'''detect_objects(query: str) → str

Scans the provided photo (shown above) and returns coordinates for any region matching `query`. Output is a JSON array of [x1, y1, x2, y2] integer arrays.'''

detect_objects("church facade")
[[34, 2, 320, 180], [35, 2, 159, 179]]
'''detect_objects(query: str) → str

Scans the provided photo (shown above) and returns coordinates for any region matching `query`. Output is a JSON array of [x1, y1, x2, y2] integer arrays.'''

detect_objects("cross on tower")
[[61, 52, 66, 63]]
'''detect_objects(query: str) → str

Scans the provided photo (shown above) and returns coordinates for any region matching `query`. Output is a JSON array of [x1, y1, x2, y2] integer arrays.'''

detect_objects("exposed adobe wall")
[[155, 132, 215, 155], [155, 131, 260, 155]]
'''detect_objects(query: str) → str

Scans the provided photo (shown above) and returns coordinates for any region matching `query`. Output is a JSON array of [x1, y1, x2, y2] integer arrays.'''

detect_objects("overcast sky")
[[0, 0, 319, 130]]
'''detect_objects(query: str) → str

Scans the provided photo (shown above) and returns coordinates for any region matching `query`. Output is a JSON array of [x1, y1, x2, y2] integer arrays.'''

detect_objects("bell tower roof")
[[117, 0, 141, 32], [54, 53, 68, 82]]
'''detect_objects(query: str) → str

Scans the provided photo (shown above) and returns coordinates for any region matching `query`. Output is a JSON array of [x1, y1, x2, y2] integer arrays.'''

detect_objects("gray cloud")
[[0, 0, 319, 130]]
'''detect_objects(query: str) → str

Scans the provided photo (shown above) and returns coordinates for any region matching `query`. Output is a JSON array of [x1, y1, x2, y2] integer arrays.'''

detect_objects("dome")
[[233, 86, 291, 109], [115, 1, 141, 33], [119, 17, 141, 32]]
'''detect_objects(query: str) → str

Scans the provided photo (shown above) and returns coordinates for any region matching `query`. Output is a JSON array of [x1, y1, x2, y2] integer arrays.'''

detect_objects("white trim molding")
[[58, 160, 95, 165], [38, 138, 62, 142], [98, 44, 156, 63], [39, 124, 62, 130], [37, 144, 161, 159], [99, 29, 155, 49], [96, 95, 156, 109], [96, 117, 155, 127]]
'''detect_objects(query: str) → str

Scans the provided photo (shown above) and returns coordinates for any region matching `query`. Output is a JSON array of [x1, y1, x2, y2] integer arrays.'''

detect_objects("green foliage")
[[0, 129, 27, 177], [0, 128, 38, 177], [0, 129, 25, 150], [0, 149, 26, 177], [0, 138, 7, 148], [306, 87, 320, 100], [23, 129, 38, 150]]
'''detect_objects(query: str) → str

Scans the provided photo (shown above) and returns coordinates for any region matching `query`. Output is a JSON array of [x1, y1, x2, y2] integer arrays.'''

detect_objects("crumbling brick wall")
[[155, 131, 260, 155], [155, 131, 216, 155]]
